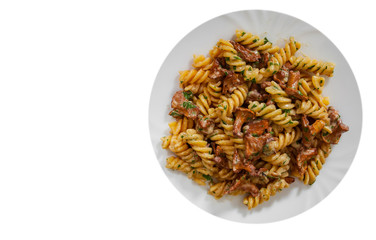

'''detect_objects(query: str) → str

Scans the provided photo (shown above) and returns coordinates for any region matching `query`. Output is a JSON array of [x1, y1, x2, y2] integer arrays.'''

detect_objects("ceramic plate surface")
[[149, 10, 362, 223]]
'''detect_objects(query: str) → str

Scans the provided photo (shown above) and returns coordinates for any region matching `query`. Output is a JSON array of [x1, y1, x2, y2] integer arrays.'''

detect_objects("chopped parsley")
[[202, 174, 212, 181], [169, 110, 183, 117], [183, 91, 193, 100], [182, 101, 195, 109], [263, 37, 269, 44], [241, 32, 246, 36]]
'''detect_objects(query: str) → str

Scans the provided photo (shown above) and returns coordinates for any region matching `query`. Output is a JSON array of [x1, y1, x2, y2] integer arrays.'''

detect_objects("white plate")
[[148, 10, 362, 223]]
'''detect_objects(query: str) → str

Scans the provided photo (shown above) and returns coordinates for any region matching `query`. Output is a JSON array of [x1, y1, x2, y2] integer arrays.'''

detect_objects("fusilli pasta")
[[161, 30, 348, 211]]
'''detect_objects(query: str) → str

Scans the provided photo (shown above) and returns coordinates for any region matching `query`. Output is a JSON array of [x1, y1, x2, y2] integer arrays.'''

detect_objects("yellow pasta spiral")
[[169, 135, 202, 168], [209, 128, 235, 160], [248, 101, 299, 128], [301, 142, 332, 185], [161, 135, 172, 149], [289, 55, 335, 77], [298, 78, 329, 108], [206, 79, 222, 107], [261, 152, 291, 166], [192, 54, 213, 70], [181, 129, 217, 173], [168, 117, 194, 136], [296, 100, 329, 121], [179, 68, 210, 89], [208, 181, 231, 199], [268, 127, 302, 152], [235, 30, 279, 54], [166, 156, 208, 185], [218, 84, 248, 117], [274, 37, 301, 66], [217, 39, 247, 72], [265, 81, 295, 110]]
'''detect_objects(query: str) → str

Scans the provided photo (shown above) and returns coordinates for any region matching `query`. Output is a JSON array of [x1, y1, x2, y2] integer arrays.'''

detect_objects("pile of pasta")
[[161, 30, 348, 210]]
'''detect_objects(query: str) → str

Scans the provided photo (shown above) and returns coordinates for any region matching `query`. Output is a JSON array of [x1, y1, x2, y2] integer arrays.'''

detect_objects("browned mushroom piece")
[[222, 70, 244, 94], [232, 149, 268, 176], [295, 147, 318, 177], [229, 41, 261, 63], [233, 107, 256, 137], [285, 176, 295, 184], [245, 83, 269, 103], [243, 119, 270, 136], [244, 132, 275, 159], [258, 52, 270, 69], [260, 80, 272, 89], [242, 119, 274, 159], [171, 90, 200, 120], [211, 143, 229, 169], [273, 65, 289, 89], [224, 175, 260, 197], [285, 70, 308, 100], [301, 115, 325, 148], [209, 57, 227, 80], [322, 107, 349, 144], [196, 115, 215, 135]]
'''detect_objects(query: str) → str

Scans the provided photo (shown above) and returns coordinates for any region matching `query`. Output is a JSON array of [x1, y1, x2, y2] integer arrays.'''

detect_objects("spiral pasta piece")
[[193, 87, 212, 115], [296, 100, 329, 121], [162, 30, 348, 211], [301, 142, 332, 185], [161, 135, 172, 149], [168, 117, 194, 136], [261, 152, 291, 166], [289, 55, 335, 77], [243, 179, 289, 210], [268, 127, 301, 152], [208, 181, 231, 199], [209, 129, 235, 160], [206, 79, 222, 107], [168, 135, 202, 168], [192, 54, 213, 70], [217, 39, 247, 72], [166, 156, 208, 185], [265, 81, 295, 110], [179, 68, 210, 90], [298, 78, 329, 108], [217, 39, 264, 83], [235, 30, 279, 54], [248, 101, 299, 128], [218, 84, 248, 117], [274, 37, 301, 66], [181, 129, 217, 173]]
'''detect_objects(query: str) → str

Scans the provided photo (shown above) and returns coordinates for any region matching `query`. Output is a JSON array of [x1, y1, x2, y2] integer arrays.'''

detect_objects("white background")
[[0, 0, 373, 239]]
